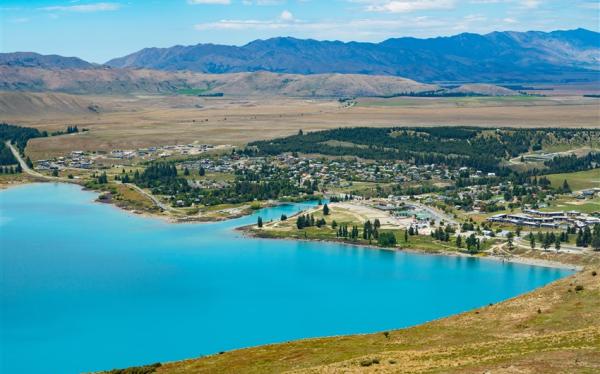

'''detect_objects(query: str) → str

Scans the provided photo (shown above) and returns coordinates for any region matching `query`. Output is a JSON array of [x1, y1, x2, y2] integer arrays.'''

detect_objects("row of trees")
[[250, 127, 600, 174], [0, 165, 22, 174], [336, 225, 360, 240], [0, 123, 45, 157], [431, 225, 455, 242], [575, 225, 600, 249], [526, 225, 600, 251], [296, 214, 327, 229]]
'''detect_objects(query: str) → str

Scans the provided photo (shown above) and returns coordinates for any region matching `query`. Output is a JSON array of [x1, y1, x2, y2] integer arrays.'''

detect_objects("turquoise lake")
[[0, 183, 573, 373]]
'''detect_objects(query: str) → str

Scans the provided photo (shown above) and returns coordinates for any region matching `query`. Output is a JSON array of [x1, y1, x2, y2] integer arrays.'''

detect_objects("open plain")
[[1, 90, 598, 160]]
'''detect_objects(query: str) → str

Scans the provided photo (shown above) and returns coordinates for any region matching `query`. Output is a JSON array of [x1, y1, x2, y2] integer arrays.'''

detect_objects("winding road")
[[124, 182, 169, 211], [5, 141, 64, 181], [7, 141, 169, 211]]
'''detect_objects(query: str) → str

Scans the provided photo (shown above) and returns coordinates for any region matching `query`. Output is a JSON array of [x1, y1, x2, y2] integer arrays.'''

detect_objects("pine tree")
[[323, 204, 329, 215], [591, 225, 600, 251], [576, 229, 584, 247], [507, 232, 515, 251], [542, 233, 551, 250], [257, 216, 263, 228], [530, 234, 536, 250]]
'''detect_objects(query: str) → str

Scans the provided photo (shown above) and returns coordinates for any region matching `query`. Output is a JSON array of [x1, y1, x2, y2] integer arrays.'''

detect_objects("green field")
[[545, 168, 600, 191], [175, 88, 210, 96], [543, 196, 600, 215]]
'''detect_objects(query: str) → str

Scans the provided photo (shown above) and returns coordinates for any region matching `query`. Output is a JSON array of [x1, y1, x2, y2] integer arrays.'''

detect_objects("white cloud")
[[242, 0, 284, 5], [520, 0, 541, 8], [188, 0, 231, 4], [356, 0, 456, 13], [40, 2, 121, 12], [194, 16, 449, 36], [280, 10, 294, 21], [503, 17, 517, 23]]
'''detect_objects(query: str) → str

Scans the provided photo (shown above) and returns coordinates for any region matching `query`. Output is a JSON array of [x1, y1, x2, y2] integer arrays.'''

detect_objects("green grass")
[[255, 220, 496, 254], [176, 88, 210, 96], [545, 168, 600, 191], [543, 196, 600, 214]]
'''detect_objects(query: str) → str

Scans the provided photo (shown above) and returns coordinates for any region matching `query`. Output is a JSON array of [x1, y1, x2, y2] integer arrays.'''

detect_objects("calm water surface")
[[0, 183, 573, 373]]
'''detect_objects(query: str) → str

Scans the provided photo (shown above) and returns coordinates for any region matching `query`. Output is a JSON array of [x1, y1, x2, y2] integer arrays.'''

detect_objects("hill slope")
[[110, 260, 600, 374], [106, 29, 600, 83], [0, 92, 105, 116], [0, 52, 94, 69], [0, 66, 452, 97]]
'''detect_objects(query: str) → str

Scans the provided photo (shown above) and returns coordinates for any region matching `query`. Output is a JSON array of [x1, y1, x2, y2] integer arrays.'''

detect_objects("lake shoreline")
[[239, 226, 584, 271], [2, 182, 592, 374], [2, 180, 585, 271], [0, 179, 290, 224]]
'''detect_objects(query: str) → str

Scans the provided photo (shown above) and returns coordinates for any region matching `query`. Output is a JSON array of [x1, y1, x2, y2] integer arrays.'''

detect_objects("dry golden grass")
[[2, 94, 597, 160], [152, 262, 600, 374]]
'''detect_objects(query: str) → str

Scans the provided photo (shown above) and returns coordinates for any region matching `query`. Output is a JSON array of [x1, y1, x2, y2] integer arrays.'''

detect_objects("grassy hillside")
[[545, 168, 600, 191], [108, 259, 600, 374]]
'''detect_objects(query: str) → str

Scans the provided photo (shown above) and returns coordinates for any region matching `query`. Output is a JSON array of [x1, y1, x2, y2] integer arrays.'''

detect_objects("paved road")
[[8, 141, 169, 211], [6, 141, 75, 183], [6, 141, 48, 179], [124, 182, 170, 211]]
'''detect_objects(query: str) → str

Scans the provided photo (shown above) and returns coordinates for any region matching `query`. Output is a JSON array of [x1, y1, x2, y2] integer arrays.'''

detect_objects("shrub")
[[359, 358, 380, 367], [107, 363, 161, 374], [377, 232, 397, 247], [575, 285, 584, 292]]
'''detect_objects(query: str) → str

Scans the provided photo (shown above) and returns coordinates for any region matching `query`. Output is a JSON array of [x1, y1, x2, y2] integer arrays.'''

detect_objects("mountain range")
[[0, 28, 598, 97], [104, 28, 599, 83]]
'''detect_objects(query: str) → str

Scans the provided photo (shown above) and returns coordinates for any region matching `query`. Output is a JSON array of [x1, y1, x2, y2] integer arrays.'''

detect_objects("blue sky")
[[1, 0, 598, 63]]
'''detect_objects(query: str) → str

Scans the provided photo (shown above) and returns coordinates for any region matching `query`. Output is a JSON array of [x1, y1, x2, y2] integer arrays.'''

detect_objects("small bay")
[[0, 183, 573, 373]]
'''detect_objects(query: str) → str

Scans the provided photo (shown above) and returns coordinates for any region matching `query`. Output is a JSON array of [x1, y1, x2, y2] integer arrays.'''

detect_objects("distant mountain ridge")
[[0, 52, 95, 70], [105, 28, 600, 83], [0, 66, 449, 96]]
